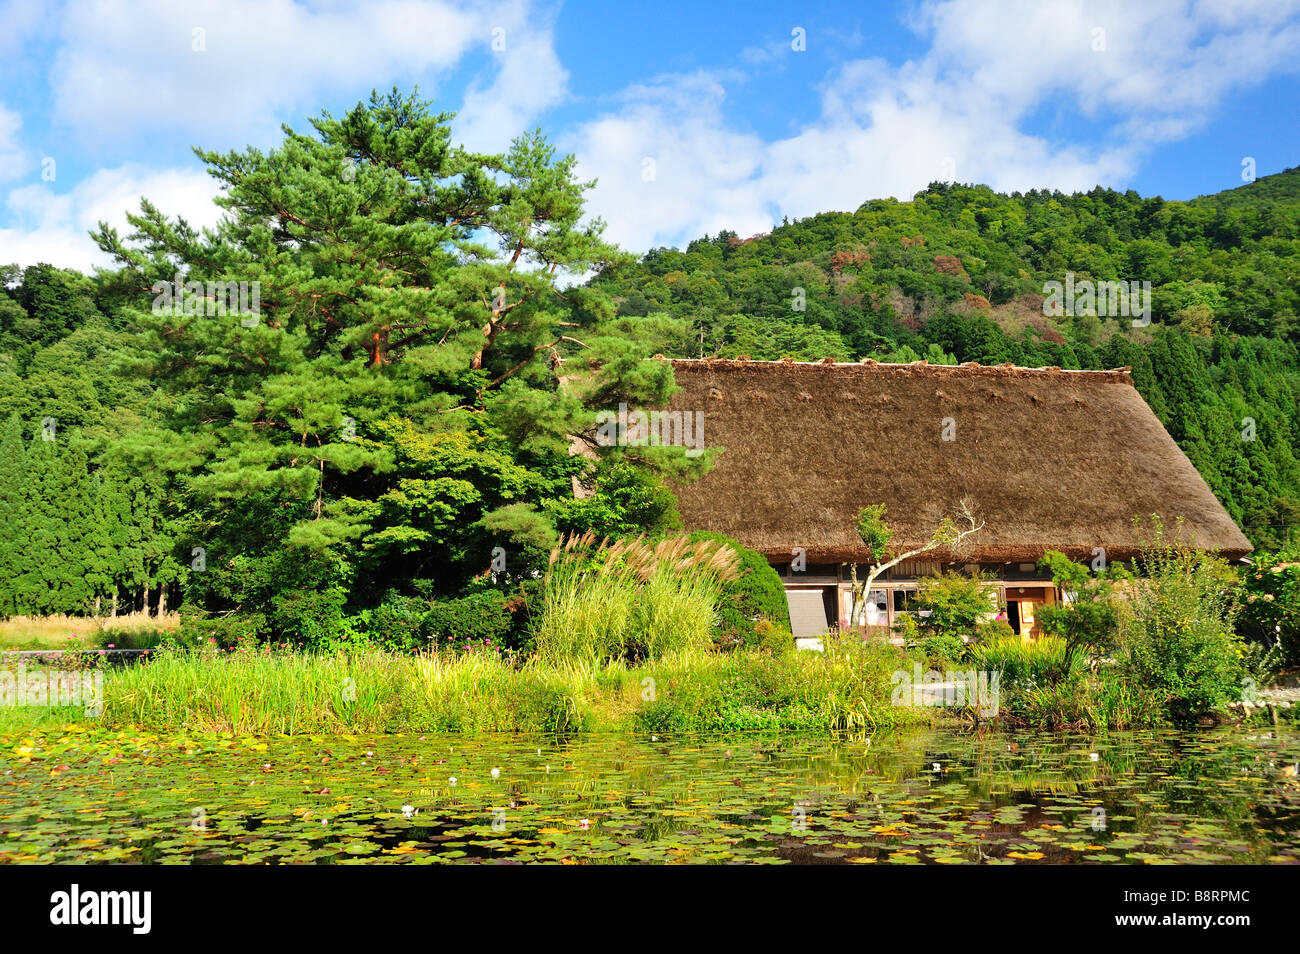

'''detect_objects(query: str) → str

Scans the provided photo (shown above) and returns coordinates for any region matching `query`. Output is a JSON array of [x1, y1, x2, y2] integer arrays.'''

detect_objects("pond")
[[2, 725, 1298, 864]]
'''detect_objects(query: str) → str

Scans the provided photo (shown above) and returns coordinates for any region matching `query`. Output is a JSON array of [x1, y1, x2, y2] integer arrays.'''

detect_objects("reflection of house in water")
[[662, 358, 1252, 648]]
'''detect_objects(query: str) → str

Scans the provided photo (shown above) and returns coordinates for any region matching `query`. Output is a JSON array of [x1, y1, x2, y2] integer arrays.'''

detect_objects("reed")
[[533, 533, 740, 665]]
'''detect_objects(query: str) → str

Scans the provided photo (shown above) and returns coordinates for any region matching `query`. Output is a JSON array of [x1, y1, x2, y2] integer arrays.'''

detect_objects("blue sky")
[[2, 0, 1299, 270]]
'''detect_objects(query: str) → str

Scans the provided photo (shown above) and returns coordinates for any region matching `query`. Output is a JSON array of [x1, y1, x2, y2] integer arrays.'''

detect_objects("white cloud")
[[570, 0, 1300, 252], [567, 74, 772, 252], [0, 104, 29, 182], [47, 0, 524, 148], [0, 166, 220, 269], [453, 12, 569, 152], [1, 0, 571, 269]]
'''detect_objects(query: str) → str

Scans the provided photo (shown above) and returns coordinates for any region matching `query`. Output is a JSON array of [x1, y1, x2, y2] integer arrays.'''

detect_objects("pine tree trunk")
[[158, 584, 167, 618], [110, 592, 118, 618], [141, 583, 149, 618]]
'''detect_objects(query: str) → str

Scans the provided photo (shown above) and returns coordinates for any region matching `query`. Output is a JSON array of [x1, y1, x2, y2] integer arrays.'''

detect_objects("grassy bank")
[[0, 638, 931, 735], [0, 612, 180, 649]]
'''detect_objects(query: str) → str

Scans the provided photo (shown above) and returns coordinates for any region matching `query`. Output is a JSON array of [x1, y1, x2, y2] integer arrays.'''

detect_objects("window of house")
[[865, 588, 887, 626], [893, 588, 918, 613]]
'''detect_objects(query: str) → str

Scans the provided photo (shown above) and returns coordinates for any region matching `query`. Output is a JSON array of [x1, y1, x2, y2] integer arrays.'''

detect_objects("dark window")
[[893, 589, 918, 612]]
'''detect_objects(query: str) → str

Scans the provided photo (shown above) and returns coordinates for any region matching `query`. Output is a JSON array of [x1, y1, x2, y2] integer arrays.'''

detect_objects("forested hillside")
[[0, 91, 1295, 635]]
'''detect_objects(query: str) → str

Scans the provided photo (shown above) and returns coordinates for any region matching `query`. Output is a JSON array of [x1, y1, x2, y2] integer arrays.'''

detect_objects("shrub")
[[178, 609, 269, 649], [269, 585, 349, 649], [920, 633, 966, 666], [355, 593, 429, 652], [974, 619, 1016, 642], [896, 570, 992, 641], [1239, 541, 1300, 667], [753, 618, 794, 656], [1118, 539, 1245, 722], [426, 591, 514, 652], [1035, 550, 1128, 665], [969, 636, 1083, 692], [550, 460, 682, 538], [688, 531, 790, 648]]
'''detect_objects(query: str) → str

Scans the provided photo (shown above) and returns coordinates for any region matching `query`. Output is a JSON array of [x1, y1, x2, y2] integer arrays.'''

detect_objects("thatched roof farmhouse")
[[659, 358, 1251, 642]]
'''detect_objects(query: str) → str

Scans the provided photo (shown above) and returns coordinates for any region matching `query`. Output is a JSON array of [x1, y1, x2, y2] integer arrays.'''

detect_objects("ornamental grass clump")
[[533, 533, 740, 665]]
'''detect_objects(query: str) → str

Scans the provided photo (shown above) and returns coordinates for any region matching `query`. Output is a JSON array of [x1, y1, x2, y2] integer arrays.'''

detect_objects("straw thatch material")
[[663, 358, 1252, 563]]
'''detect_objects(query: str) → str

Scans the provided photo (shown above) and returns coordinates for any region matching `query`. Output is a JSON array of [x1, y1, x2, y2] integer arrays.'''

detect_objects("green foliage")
[[635, 635, 922, 733], [899, 570, 993, 641], [0, 415, 178, 618], [918, 633, 967, 666], [855, 504, 893, 562], [353, 594, 430, 653], [1239, 540, 1300, 666], [969, 636, 1084, 692], [551, 459, 682, 538], [270, 585, 349, 650], [1118, 539, 1246, 722], [1035, 550, 1129, 665], [975, 619, 1016, 642], [752, 618, 795, 656], [426, 591, 515, 652], [69, 88, 681, 635], [687, 531, 790, 649]]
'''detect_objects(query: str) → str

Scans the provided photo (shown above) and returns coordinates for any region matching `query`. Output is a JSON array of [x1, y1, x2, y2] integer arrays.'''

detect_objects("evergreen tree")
[[0, 413, 26, 614]]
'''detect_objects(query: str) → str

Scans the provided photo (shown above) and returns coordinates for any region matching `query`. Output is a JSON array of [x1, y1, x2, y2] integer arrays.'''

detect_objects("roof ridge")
[[665, 357, 1133, 376]]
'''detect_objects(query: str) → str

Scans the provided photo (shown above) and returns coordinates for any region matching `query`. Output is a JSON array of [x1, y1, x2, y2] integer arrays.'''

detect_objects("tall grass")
[[10, 640, 931, 736], [967, 636, 1167, 729], [533, 533, 739, 665], [968, 636, 1082, 690]]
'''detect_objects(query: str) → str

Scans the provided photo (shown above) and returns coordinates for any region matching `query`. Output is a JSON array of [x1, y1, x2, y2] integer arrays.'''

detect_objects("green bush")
[[1239, 541, 1300, 667], [754, 618, 794, 656], [920, 633, 966, 666], [969, 636, 1083, 692], [426, 591, 514, 652], [178, 609, 269, 649], [355, 594, 429, 652], [974, 619, 1016, 642], [895, 570, 992, 641], [688, 531, 790, 648], [269, 585, 349, 649], [551, 460, 682, 537], [1118, 540, 1245, 722], [1035, 550, 1127, 664]]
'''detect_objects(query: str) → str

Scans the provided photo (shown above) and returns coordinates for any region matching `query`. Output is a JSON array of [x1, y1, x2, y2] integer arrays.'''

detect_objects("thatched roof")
[[663, 358, 1252, 563]]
